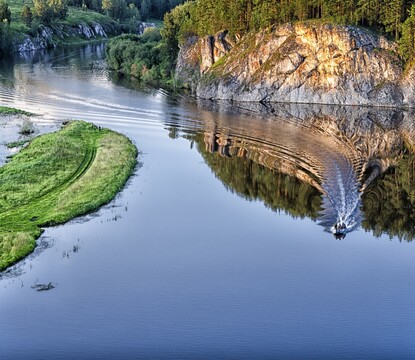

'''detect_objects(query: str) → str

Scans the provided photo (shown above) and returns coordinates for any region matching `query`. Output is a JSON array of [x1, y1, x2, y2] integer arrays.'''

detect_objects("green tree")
[[128, 3, 140, 20], [399, 4, 415, 61], [294, 0, 310, 21], [139, 0, 151, 20], [33, 0, 68, 24], [228, 0, 252, 35], [111, 0, 127, 20], [251, 0, 279, 29], [381, 0, 404, 37], [21, 5, 33, 27], [102, 0, 112, 15], [102, 0, 127, 19], [161, 1, 194, 56], [0, 1, 11, 25], [48, 0, 68, 19]]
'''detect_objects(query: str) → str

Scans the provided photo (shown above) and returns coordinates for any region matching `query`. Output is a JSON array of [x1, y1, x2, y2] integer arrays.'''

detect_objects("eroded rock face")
[[17, 26, 55, 52], [15, 22, 118, 53], [176, 23, 414, 107]]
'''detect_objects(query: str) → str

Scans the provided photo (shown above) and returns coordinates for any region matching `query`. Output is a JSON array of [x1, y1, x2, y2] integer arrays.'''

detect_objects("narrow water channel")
[[1, 43, 415, 359]]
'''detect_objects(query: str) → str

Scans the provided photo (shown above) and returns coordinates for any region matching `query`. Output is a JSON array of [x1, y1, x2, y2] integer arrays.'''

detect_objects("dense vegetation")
[[173, 0, 415, 38], [106, 27, 179, 87], [0, 120, 137, 270]]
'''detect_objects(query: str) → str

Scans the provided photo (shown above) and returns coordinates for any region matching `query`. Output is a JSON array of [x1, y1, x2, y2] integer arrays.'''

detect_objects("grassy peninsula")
[[0, 106, 32, 115], [0, 120, 137, 270]]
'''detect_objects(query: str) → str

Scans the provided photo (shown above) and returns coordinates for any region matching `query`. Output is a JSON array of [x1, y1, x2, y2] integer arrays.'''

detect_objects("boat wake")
[[319, 162, 362, 239]]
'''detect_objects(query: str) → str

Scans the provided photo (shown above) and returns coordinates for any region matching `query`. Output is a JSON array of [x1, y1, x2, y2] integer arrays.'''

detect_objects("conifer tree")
[[399, 4, 415, 61]]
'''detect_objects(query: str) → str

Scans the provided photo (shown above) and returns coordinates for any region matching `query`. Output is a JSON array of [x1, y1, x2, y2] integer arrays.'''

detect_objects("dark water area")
[[1, 43, 415, 359]]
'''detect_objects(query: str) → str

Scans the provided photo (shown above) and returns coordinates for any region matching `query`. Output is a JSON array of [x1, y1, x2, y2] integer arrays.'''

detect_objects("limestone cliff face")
[[15, 22, 120, 53], [176, 23, 415, 107]]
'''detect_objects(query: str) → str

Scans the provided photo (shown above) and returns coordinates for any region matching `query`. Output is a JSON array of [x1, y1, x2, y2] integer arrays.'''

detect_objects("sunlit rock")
[[176, 23, 414, 107]]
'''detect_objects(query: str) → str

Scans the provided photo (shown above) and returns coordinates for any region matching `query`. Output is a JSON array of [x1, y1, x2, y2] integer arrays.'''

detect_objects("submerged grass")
[[0, 121, 137, 270]]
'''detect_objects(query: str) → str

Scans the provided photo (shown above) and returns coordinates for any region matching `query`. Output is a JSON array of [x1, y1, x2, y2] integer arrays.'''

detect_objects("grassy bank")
[[0, 106, 33, 115], [0, 120, 137, 270]]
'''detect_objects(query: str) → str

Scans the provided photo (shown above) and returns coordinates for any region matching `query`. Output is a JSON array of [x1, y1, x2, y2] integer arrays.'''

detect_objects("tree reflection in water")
[[168, 101, 415, 240]]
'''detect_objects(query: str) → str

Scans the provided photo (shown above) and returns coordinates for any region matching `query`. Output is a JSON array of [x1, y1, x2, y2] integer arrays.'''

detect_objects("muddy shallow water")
[[1, 44, 415, 359]]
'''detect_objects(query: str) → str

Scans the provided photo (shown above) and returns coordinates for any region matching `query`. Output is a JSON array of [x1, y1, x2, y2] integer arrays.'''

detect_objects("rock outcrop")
[[14, 22, 119, 53], [136, 21, 156, 35], [176, 23, 415, 107]]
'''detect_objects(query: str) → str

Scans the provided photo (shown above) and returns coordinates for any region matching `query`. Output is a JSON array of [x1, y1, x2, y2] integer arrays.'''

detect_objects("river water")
[[1, 43, 415, 359]]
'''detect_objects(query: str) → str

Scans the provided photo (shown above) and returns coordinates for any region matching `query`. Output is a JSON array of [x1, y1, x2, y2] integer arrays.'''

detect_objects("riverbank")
[[13, 7, 121, 53], [0, 118, 137, 270]]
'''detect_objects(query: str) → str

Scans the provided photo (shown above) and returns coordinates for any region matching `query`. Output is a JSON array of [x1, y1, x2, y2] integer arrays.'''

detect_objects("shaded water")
[[1, 43, 415, 359]]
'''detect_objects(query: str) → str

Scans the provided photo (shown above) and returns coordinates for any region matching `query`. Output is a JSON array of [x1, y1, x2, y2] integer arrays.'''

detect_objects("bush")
[[106, 28, 175, 86]]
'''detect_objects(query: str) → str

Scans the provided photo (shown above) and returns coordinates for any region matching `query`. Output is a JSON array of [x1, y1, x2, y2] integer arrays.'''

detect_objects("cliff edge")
[[176, 23, 415, 107]]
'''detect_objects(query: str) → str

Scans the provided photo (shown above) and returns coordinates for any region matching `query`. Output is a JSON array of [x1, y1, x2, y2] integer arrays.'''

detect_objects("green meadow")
[[0, 119, 137, 270]]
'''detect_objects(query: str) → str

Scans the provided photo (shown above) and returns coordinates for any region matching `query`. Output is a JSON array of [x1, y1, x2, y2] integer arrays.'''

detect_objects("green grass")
[[0, 120, 137, 270], [0, 106, 33, 116], [64, 7, 116, 28]]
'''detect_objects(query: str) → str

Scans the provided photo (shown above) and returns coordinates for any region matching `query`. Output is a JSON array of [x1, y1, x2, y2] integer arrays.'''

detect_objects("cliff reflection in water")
[[171, 101, 415, 240]]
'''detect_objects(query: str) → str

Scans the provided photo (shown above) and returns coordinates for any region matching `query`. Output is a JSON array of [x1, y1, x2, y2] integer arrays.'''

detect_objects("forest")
[[178, 0, 415, 37]]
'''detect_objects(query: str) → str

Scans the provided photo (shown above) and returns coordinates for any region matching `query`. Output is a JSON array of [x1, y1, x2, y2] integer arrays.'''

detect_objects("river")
[[1, 43, 415, 359]]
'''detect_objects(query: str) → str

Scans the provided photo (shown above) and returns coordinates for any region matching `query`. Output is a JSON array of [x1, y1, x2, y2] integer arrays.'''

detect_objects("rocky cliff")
[[15, 22, 120, 53], [176, 23, 415, 107]]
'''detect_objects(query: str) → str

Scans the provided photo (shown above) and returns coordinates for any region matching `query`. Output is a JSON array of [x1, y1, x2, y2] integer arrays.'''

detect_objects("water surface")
[[1, 44, 415, 359]]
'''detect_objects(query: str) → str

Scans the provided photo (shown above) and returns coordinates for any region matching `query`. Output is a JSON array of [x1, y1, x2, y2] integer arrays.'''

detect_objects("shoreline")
[[0, 112, 137, 271]]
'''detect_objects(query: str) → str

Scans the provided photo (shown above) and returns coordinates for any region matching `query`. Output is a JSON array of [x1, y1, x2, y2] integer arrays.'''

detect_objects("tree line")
[[180, 0, 415, 38]]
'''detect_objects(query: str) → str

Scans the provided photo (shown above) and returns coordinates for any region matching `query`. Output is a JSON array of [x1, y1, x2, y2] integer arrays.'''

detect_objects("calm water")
[[1, 43, 415, 359]]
